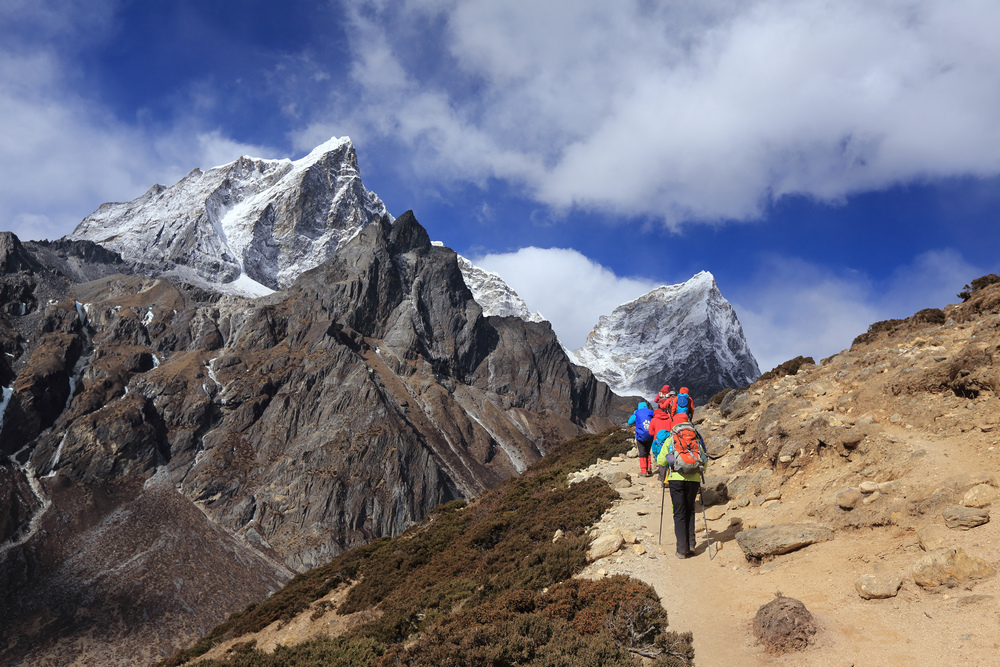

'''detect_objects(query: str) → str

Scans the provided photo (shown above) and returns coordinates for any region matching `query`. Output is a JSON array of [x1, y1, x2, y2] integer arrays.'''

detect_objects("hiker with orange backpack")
[[654, 413, 707, 559]]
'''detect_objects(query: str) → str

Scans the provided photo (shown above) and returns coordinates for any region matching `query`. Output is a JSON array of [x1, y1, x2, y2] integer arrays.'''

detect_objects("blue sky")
[[2, 0, 999, 372]]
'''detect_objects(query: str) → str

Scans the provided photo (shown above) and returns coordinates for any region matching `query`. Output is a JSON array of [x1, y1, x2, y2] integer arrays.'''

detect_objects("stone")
[[615, 478, 632, 489], [587, 532, 625, 562], [961, 484, 999, 508], [600, 471, 631, 485], [859, 481, 878, 494], [552, 529, 564, 543], [620, 529, 637, 544], [862, 491, 881, 505], [705, 434, 730, 459], [877, 481, 896, 493], [778, 455, 793, 463], [917, 524, 949, 551], [729, 516, 744, 528], [735, 523, 834, 559], [855, 573, 903, 599], [912, 548, 997, 588], [764, 489, 781, 501], [836, 489, 862, 510], [701, 475, 730, 506], [631, 544, 647, 556], [617, 489, 643, 501], [942, 506, 990, 530], [938, 472, 999, 494], [737, 497, 751, 508], [611, 456, 625, 463], [626, 447, 638, 458]]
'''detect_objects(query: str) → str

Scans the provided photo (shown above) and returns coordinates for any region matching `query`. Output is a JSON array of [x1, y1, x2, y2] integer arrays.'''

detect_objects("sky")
[[2, 0, 999, 372]]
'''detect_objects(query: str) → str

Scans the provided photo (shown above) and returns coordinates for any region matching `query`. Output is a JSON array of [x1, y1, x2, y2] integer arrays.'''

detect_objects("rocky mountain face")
[[0, 210, 628, 665], [571, 271, 760, 402], [68, 137, 390, 294]]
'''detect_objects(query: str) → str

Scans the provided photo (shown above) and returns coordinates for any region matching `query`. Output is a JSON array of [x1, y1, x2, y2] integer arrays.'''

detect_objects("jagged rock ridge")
[[68, 137, 390, 294], [572, 271, 760, 402]]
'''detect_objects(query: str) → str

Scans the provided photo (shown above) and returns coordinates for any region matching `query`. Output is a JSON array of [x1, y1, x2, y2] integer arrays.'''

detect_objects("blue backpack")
[[631, 407, 655, 442], [675, 392, 691, 416]]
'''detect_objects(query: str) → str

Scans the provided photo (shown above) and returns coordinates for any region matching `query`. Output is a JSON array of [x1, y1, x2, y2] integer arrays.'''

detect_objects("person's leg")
[[636, 439, 650, 475], [669, 480, 689, 557], [685, 481, 699, 554]]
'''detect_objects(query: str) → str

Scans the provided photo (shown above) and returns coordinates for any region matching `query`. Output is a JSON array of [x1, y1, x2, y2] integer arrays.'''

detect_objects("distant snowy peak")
[[572, 271, 760, 401], [69, 137, 391, 295], [439, 248, 545, 323]]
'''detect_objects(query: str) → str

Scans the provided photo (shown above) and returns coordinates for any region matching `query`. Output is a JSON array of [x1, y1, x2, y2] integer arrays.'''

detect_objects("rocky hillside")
[[0, 213, 630, 666], [157, 276, 1000, 666], [572, 271, 759, 402]]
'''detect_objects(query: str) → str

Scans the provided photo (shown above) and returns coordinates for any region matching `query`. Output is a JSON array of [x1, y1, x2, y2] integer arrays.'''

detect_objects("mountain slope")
[[68, 137, 390, 294], [572, 271, 759, 401], [0, 212, 629, 665]]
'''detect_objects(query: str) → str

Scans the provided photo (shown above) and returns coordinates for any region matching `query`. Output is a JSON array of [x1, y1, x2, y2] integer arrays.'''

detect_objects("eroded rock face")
[[0, 214, 628, 665]]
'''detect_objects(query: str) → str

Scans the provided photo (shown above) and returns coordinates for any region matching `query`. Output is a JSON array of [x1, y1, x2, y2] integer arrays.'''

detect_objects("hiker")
[[655, 384, 672, 404], [674, 386, 694, 420], [655, 415, 707, 559], [647, 397, 674, 476], [627, 401, 656, 477]]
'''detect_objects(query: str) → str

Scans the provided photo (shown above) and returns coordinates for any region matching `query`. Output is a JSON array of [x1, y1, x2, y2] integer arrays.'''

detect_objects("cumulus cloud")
[[0, 2, 283, 241], [331, 0, 1000, 225], [472, 247, 660, 349]]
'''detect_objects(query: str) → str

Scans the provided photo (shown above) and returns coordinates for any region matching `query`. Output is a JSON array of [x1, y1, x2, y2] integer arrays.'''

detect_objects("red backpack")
[[667, 423, 706, 475]]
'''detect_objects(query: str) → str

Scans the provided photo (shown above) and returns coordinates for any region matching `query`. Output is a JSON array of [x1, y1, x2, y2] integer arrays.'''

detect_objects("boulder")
[[836, 489, 862, 510], [701, 475, 730, 506], [961, 484, 999, 508], [600, 471, 631, 485], [859, 481, 878, 494], [917, 524, 949, 551], [855, 573, 903, 599], [620, 529, 637, 544], [705, 435, 730, 459], [752, 596, 818, 653], [587, 532, 625, 562], [912, 548, 996, 588], [943, 506, 990, 530], [705, 506, 728, 522], [735, 523, 834, 559]]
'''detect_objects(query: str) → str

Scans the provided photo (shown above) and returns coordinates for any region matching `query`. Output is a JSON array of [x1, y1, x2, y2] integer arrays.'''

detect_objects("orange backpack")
[[667, 423, 706, 475]]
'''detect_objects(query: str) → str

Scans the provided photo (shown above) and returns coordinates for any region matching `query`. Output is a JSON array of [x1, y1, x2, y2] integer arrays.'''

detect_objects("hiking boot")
[[675, 552, 687, 560], [686, 549, 696, 557]]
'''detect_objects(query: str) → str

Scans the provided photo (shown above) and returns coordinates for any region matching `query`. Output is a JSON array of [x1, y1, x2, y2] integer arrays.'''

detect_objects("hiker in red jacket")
[[647, 397, 674, 477]]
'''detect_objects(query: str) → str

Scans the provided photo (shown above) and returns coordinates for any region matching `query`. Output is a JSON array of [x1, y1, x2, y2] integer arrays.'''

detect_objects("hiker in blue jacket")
[[627, 401, 656, 477]]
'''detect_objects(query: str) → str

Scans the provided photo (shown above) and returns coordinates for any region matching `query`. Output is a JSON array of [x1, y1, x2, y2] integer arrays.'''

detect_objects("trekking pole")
[[700, 474, 714, 560], [658, 482, 665, 545]]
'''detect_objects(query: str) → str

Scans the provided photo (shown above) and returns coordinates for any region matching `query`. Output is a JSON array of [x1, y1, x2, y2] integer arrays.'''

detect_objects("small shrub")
[[707, 388, 733, 406], [756, 356, 815, 384], [852, 319, 905, 347], [958, 274, 1000, 301], [912, 308, 946, 325]]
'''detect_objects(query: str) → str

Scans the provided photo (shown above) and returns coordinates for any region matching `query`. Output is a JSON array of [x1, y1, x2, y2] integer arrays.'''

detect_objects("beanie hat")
[[638, 402, 648, 410], [661, 385, 670, 393], [655, 429, 668, 443], [680, 386, 689, 394]]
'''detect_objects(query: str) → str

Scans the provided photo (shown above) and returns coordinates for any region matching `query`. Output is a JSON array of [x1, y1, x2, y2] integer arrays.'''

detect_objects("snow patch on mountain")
[[69, 137, 390, 295], [571, 271, 760, 401], [433, 244, 545, 323]]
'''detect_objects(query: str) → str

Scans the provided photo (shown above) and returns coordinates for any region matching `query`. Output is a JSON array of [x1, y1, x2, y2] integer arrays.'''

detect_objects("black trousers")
[[669, 479, 700, 555]]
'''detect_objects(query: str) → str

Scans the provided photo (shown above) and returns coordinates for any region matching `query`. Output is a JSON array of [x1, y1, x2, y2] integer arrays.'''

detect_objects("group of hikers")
[[627, 384, 706, 560]]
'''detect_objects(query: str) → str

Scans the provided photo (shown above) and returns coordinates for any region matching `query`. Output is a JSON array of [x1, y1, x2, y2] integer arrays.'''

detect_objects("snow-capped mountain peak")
[[69, 137, 390, 295], [571, 271, 759, 401], [433, 244, 546, 324]]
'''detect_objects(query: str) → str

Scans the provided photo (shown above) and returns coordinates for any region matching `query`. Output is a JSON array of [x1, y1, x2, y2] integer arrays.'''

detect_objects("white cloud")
[[472, 247, 660, 349], [731, 249, 986, 372], [332, 0, 1000, 225]]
